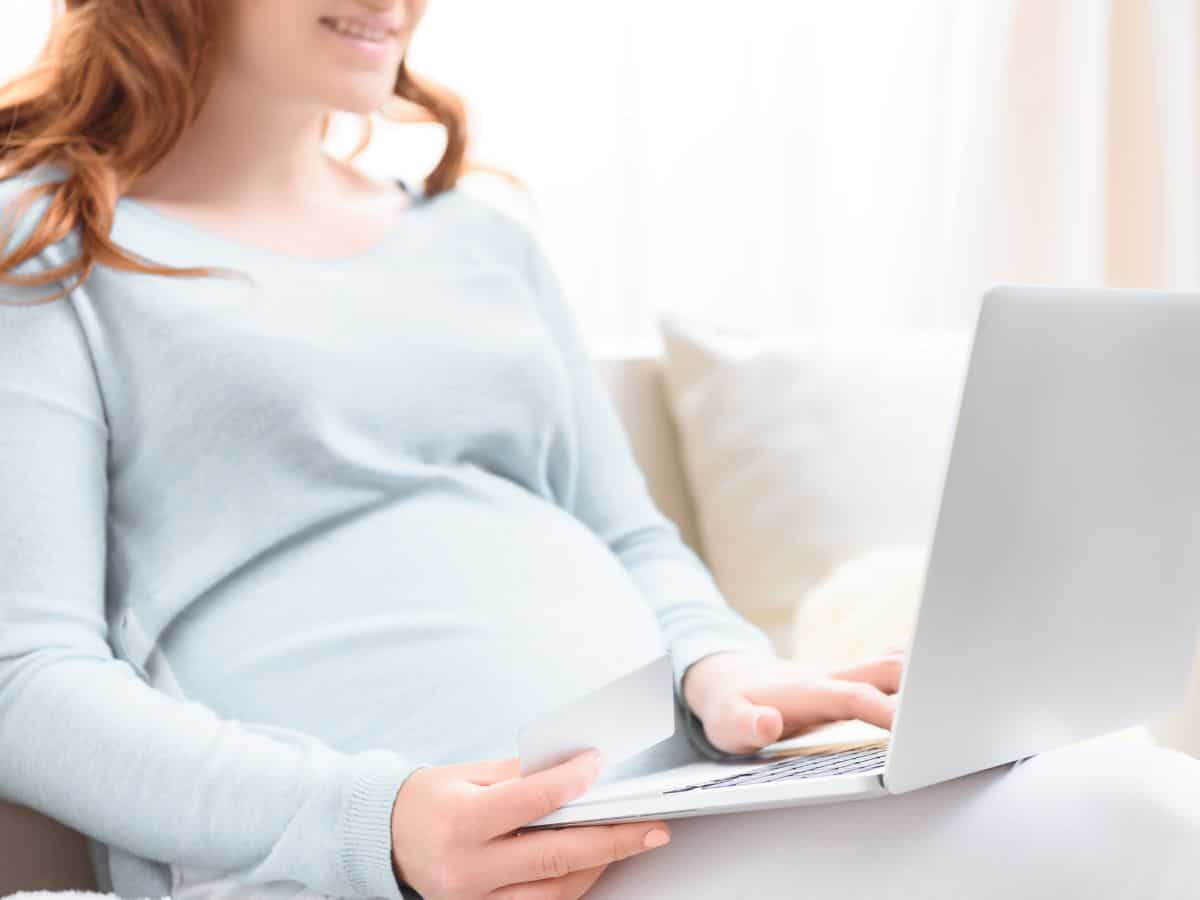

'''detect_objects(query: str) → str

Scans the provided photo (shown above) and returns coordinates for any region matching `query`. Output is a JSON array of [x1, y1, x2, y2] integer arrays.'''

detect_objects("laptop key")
[[664, 747, 887, 794]]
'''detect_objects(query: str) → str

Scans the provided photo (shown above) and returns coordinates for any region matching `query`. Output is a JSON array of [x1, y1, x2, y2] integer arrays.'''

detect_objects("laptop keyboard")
[[663, 745, 888, 794]]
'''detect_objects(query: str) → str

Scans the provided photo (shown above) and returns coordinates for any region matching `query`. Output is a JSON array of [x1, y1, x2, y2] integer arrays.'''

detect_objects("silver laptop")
[[525, 283, 1200, 829]]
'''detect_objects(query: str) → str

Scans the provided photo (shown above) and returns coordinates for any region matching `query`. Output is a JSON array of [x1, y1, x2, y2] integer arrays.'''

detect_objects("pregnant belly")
[[160, 465, 668, 763]]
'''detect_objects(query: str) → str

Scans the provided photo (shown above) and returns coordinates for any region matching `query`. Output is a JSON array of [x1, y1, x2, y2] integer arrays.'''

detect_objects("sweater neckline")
[[115, 178, 423, 266]]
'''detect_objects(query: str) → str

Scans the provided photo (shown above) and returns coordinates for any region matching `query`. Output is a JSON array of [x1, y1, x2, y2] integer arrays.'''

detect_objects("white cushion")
[[657, 313, 971, 653], [592, 348, 704, 556], [790, 545, 927, 669]]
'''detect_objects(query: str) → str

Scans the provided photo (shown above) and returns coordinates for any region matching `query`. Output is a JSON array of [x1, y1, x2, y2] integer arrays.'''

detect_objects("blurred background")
[[5, 0, 1197, 344]]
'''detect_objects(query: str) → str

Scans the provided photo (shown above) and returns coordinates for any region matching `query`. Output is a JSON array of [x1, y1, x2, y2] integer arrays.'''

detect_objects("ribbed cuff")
[[338, 749, 431, 900]]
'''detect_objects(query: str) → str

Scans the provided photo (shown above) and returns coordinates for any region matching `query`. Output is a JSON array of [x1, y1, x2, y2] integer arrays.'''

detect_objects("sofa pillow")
[[790, 545, 927, 670], [657, 313, 971, 654]]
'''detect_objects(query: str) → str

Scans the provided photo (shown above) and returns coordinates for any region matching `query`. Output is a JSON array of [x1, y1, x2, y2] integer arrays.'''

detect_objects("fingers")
[[702, 692, 785, 754], [489, 863, 608, 900], [573, 864, 609, 897], [828, 652, 906, 694], [487, 821, 670, 886], [824, 679, 896, 730], [473, 749, 604, 838], [687, 650, 907, 756]]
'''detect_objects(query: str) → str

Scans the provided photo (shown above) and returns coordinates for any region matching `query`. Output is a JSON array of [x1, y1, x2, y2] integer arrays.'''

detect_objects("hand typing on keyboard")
[[680, 646, 907, 756]]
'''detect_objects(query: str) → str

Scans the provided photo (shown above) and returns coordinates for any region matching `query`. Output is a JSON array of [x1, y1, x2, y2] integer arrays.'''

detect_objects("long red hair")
[[0, 0, 517, 304]]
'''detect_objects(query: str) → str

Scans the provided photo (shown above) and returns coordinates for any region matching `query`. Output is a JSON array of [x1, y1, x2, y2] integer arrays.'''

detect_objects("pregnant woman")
[[2, 3, 1199, 899]]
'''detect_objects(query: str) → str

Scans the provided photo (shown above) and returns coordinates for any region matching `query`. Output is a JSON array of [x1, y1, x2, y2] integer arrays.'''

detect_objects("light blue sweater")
[[0, 166, 774, 899]]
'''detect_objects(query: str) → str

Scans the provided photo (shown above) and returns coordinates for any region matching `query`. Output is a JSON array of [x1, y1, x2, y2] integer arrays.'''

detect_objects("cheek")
[[226, 3, 322, 90], [222, 2, 406, 111]]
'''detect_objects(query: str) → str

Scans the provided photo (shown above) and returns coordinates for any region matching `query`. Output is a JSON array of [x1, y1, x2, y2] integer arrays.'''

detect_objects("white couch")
[[0, 347, 699, 896]]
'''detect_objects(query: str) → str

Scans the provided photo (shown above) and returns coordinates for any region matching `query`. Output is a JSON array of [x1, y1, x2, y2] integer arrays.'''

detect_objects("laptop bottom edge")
[[521, 770, 888, 830]]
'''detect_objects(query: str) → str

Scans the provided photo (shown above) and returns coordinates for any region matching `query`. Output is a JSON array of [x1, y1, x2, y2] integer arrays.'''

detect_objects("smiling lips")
[[318, 15, 398, 43]]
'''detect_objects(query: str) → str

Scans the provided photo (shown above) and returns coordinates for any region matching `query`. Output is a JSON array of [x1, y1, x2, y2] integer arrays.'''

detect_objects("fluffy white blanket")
[[790, 545, 927, 669]]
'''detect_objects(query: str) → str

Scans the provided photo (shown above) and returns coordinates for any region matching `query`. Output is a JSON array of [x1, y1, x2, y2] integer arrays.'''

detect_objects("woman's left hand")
[[681, 646, 908, 755]]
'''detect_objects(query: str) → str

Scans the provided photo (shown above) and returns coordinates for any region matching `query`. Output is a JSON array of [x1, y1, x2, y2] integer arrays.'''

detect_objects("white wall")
[[0, 1, 51, 80], [4, 3, 1195, 343]]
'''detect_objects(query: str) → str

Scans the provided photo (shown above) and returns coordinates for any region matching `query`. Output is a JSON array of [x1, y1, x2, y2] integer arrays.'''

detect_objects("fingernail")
[[586, 749, 604, 774], [752, 711, 766, 740], [643, 829, 670, 849]]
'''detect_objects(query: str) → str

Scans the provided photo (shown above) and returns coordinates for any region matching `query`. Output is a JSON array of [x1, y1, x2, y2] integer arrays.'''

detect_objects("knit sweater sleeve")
[[505, 213, 778, 759], [0, 194, 425, 899]]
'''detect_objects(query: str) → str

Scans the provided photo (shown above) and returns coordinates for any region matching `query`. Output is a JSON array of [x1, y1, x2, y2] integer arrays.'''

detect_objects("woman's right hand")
[[390, 749, 672, 899]]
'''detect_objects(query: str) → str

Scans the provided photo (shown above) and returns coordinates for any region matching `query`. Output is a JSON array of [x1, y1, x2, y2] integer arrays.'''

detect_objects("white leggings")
[[172, 738, 1200, 900]]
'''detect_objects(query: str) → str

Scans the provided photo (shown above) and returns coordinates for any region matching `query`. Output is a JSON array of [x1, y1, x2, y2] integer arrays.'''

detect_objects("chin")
[[319, 84, 396, 116]]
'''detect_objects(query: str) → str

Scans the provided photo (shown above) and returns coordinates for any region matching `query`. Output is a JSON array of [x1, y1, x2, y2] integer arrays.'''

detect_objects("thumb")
[[452, 756, 521, 786], [715, 694, 784, 753]]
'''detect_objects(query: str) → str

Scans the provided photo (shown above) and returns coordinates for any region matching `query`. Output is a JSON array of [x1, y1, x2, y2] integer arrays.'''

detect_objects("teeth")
[[323, 17, 389, 41]]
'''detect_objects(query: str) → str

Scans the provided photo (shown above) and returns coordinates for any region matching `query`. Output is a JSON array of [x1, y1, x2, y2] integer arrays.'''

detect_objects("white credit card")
[[517, 653, 676, 777]]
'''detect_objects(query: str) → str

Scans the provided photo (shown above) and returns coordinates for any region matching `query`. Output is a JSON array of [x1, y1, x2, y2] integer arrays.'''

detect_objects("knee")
[[950, 739, 1200, 897], [1006, 739, 1200, 851]]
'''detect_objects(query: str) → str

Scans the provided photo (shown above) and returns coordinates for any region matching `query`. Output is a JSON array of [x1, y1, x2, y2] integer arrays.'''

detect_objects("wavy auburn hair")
[[0, 0, 518, 305]]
